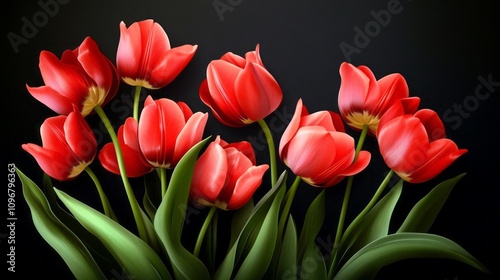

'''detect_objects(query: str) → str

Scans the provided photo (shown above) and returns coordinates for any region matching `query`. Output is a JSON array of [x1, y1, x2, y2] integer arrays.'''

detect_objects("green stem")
[[257, 119, 277, 186], [278, 175, 301, 236], [194, 206, 217, 258], [159, 168, 168, 198], [93, 105, 147, 241], [327, 124, 369, 279], [340, 169, 394, 244], [85, 167, 117, 222], [133, 85, 142, 121]]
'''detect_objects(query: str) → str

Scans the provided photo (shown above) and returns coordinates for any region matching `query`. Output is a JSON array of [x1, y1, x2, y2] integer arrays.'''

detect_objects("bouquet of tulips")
[[16, 19, 490, 280]]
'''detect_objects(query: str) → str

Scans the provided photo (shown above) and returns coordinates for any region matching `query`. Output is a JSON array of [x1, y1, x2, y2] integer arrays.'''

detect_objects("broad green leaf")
[[299, 241, 327, 280], [276, 215, 298, 280], [214, 171, 287, 280], [333, 232, 490, 280], [42, 174, 120, 275], [398, 173, 466, 233], [143, 170, 162, 221], [154, 137, 211, 280], [54, 188, 170, 280], [229, 198, 254, 249], [337, 180, 403, 267], [17, 168, 106, 280], [233, 185, 285, 280], [298, 190, 325, 262]]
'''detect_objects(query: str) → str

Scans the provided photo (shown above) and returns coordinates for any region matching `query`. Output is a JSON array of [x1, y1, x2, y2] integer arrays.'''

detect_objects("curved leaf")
[[338, 180, 403, 266], [153, 137, 211, 280], [298, 190, 325, 262], [276, 215, 298, 280], [334, 232, 490, 280], [299, 241, 327, 280], [17, 168, 106, 280], [398, 173, 466, 233], [214, 171, 287, 280], [233, 185, 285, 280], [54, 188, 170, 280]]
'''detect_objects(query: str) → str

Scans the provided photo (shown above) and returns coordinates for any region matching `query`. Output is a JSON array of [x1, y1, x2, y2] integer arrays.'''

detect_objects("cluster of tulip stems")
[[16, 19, 489, 280]]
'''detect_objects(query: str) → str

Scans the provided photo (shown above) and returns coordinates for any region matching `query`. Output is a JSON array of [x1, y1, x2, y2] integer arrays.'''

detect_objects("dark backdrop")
[[3, 1, 499, 279]]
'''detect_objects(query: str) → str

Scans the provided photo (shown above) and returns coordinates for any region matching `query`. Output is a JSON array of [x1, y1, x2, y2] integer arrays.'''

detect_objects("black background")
[[3, 0, 499, 279]]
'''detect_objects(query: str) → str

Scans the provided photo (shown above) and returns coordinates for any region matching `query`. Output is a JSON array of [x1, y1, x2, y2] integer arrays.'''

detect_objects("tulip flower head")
[[190, 136, 269, 210], [338, 62, 417, 135], [22, 108, 97, 181], [199, 44, 283, 127], [26, 36, 119, 117], [377, 103, 468, 183], [138, 96, 208, 169], [99, 117, 155, 178], [117, 19, 198, 89], [279, 99, 371, 188]]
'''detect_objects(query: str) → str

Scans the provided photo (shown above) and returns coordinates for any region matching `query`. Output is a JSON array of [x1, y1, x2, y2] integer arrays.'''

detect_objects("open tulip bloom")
[[15, 19, 490, 280]]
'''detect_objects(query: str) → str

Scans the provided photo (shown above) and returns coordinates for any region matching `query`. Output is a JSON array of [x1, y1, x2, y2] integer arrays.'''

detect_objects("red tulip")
[[99, 117, 154, 177], [279, 99, 371, 187], [377, 103, 467, 183], [26, 36, 119, 117], [199, 44, 283, 127], [338, 62, 418, 135], [190, 136, 268, 210], [138, 96, 208, 169], [22, 108, 97, 181], [117, 19, 198, 89]]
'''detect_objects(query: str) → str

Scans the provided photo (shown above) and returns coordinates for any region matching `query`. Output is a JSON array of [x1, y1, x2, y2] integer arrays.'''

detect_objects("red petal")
[[22, 144, 75, 181], [172, 112, 208, 166], [77, 37, 117, 92], [26, 85, 75, 115], [64, 111, 96, 162], [234, 62, 282, 121], [117, 21, 142, 79], [414, 109, 446, 141], [279, 99, 305, 157], [227, 164, 268, 210], [365, 73, 409, 116], [149, 44, 198, 88], [338, 62, 371, 117]]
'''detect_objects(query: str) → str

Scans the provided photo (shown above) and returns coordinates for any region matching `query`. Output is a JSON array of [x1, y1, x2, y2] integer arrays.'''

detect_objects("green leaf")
[[54, 188, 170, 280], [17, 168, 106, 280], [398, 173, 466, 233], [214, 171, 287, 280], [229, 198, 254, 249], [338, 180, 403, 267], [299, 241, 327, 280], [153, 137, 211, 280], [233, 184, 285, 280], [333, 232, 490, 280], [276, 215, 298, 280], [298, 189, 325, 262], [143, 170, 162, 221]]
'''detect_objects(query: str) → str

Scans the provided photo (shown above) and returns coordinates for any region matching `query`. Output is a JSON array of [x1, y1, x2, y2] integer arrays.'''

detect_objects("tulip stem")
[[133, 85, 142, 121], [327, 124, 369, 279], [159, 168, 168, 198], [85, 167, 118, 222], [257, 119, 277, 186], [194, 206, 217, 258], [93, 105, 147, 241]]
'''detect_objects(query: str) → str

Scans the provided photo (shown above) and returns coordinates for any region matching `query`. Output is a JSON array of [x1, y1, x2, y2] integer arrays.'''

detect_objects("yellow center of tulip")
[[68, 161, 90, 179], [345, 111, 379, 133], [82, 86, 108, 116], [122, 77, 155, 90], [395, 171, 411, 182]]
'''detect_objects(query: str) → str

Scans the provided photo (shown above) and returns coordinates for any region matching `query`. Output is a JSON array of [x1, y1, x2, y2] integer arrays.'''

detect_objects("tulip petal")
[[285, 127, 336, 179], [235, 62, 282, 121], [199, 79, 242, 127], [22, 144, 74, 181], [117, 21, 142, 79], [366, 73, 409, 115], [77, 37, 116, 92], [220, 51, 246, 68], [26, 85, 76, 115], [172, 112, 208, 165], [64, 111, 96, 162], [407, 140, 467, 183], [224, 141, 256, 165], [414, 109, 446, 141], [39, 116, 70, 151], [190, 142, 227, 203], [227, 164, 269, 210], [279, 99, 306, 157], [338, 62, 371, 115], [149, 44, 198, 88]]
